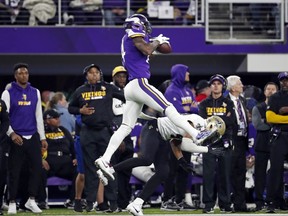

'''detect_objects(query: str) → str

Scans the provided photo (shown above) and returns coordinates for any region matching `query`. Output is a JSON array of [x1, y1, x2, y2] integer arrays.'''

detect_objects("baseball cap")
[[83, 64, 101, 75], [43, 109, 63, 120], [278, 72, 288, 81], [112, 66, 127, 77], [195, 80, 209, 93]]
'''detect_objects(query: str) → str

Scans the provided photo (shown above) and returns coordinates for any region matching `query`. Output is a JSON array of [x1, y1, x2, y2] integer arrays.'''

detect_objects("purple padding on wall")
[[47, 176, 72, 186], [1, 27, 287, 54]]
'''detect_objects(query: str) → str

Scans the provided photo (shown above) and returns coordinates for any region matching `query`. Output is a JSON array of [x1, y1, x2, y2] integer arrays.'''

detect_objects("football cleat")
[[8, 202, 17, 214], [126, 202, 143, 216], [96, 170, 108, 186], [195, 128, 218, 145], [25, 198, 42, 213], [95, 157, 115, 181]]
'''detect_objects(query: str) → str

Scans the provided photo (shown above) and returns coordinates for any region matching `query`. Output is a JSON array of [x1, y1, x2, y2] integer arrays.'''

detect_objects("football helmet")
[[124, 13, 152, 35], [206, 116, 226, 136], [200, 116, 226, 145], [209, 74, 227, 92]]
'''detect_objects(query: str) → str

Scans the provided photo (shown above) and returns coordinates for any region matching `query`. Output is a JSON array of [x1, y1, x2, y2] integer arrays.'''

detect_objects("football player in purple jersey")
[[95, 14, 216, 185]]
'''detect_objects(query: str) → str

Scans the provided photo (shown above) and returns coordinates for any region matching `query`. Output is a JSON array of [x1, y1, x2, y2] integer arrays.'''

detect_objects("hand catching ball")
[[156, 42, 172, 54]]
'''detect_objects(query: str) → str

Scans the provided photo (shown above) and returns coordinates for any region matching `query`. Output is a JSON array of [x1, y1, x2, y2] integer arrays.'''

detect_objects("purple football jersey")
[[248, 122, 256, 156], [121, 30, 151, 81], [130, 121, 143, 152]]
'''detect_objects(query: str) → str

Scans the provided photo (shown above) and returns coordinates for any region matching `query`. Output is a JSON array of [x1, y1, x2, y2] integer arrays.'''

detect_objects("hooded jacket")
[[164, 64, 198, 114], [68, 81, 124, 129], [198, 95, 236, 142]]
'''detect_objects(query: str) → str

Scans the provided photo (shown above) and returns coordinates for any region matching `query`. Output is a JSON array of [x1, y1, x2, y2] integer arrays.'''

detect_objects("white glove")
[[150, 34, 170, 45]]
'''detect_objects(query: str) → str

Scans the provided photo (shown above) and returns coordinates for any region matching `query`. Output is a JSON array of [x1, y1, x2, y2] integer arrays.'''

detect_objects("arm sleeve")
[[190, 105, 199, 114], [36, 90, 46, 140], [180, 137, 209, 153], [252, 106, 270, 130], [112, 85, 125, 102], [189, 93, 199, 114], [266, 110, 288, 124], [198, 101, 207, 119], [221, 100, 237, 128], [1, 90, 14, 136], [68, 92, 81, 115], [62, 127, 76, 159], [266, 95, 288, 124]]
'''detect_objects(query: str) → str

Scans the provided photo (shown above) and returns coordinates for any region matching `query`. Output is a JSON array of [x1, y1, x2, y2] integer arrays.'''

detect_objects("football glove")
[[178, 157, 194, 173], [169, 134, 183, 146], [208, 146, 225, 157], [150, 34, 170, 44]]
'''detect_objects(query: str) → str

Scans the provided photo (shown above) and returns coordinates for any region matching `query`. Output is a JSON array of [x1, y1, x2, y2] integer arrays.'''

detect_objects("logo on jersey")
[[206, 107, 227, 116], [115, 103, 124, 108], [18, 94, 31, 106], [181, 96, 192, 105], [81, 91, 106, 100], [45, 131, 65, 139]]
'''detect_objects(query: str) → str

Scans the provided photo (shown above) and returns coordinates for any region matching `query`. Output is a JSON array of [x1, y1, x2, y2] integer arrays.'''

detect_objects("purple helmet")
[[124, 14, 152, 35], [278, 72, 288, 81]]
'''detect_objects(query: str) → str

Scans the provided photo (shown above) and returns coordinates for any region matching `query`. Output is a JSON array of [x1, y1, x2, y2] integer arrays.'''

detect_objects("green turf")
[[6, 208, 202, 215], [6, 207, 288, 215]]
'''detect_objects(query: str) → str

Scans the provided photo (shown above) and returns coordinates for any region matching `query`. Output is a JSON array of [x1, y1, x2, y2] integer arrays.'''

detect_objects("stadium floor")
[[53, 213, 287, 216]]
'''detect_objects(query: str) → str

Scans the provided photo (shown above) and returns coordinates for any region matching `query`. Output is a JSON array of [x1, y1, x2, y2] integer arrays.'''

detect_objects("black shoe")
[[220, 206, 232, 213], [255, 203, 266, 211], [233, 206, 253, 212], [266, 205, 275, 213], [86, 201, 94, 212], [37, 202, 49, 210], [160, 199, 181, 211], [64, 199, 74, 209], [18, 204, 28, 212], [74, 199, 83, 213], [80, 199, 87, 209], [95, 202, 109, 212], [177, 201, 196, 211], [203, 207, 214, 213]]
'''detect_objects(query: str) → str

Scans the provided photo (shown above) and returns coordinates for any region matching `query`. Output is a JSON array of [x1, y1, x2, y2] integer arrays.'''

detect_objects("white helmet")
[[206, 116, 226, 136]]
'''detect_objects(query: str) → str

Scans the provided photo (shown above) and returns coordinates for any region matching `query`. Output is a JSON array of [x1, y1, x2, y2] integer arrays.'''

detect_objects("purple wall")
[[1, 27, 287, 54]]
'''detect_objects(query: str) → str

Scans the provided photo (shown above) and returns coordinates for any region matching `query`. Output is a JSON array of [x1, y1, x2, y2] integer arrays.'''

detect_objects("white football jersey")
[[157, 114, 206, 140], [112, 98, 125, 116]]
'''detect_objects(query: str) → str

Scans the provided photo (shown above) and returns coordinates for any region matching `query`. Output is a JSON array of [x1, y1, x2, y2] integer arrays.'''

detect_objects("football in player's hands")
[[156, 42, 172, 54]]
